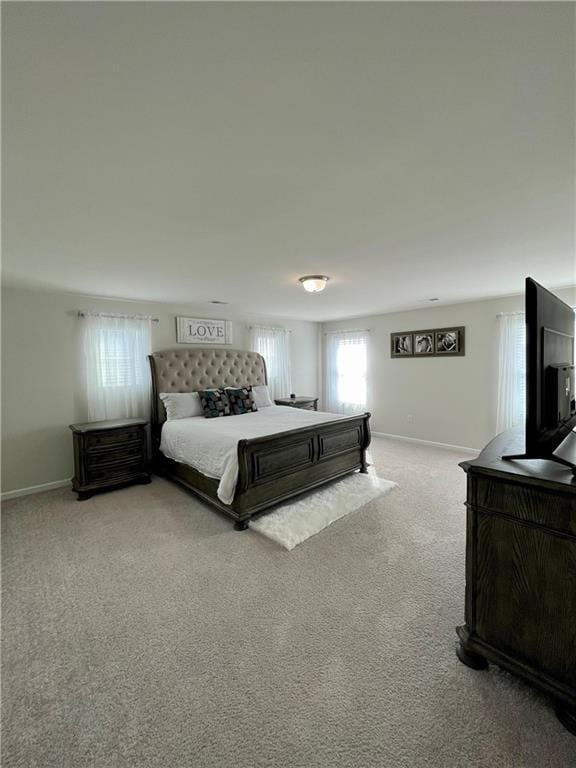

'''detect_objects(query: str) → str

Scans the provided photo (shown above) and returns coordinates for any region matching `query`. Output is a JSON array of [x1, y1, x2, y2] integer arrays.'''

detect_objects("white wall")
[[4, 283, 575, 493], [321, 286, 576, 451], [1, 286, 320, 494]]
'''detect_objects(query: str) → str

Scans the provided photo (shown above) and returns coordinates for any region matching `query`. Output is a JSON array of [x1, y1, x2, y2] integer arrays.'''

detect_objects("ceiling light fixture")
[[299, 275, 330, 293]]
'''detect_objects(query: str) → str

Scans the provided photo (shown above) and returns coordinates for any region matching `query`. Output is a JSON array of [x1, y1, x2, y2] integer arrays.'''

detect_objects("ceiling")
[[3, 2, 575, 321]]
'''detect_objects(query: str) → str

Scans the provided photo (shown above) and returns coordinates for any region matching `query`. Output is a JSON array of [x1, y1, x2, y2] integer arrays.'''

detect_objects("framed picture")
[[414, 332, 434, 355], [390, 326, 465, 358], [391, 333, 413, 357], [435, 327, 465, 355], [176, 317, 232, 345]]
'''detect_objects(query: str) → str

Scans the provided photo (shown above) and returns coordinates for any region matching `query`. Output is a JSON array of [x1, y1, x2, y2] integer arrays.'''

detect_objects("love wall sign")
[[176, 317, 233, 345]]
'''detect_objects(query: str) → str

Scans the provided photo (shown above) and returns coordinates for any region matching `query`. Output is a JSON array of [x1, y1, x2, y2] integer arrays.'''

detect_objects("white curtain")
[[496, 313, 526, 433], [79, 314, 152, 421], [249, 326, 292, 399], [326, 330, 368, 414]]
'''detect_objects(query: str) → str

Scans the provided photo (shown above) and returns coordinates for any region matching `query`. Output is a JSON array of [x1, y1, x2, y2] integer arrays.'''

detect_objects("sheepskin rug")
[[249, 469, 397, 549]]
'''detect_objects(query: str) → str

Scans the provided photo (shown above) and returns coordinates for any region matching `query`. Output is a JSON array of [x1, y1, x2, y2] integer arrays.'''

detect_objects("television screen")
[[525, 278, 576, 459]]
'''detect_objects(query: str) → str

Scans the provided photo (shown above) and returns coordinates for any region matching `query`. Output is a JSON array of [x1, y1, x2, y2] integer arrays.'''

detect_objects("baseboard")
[[1, 479, 71, 501], [1, 435, 478, 499], [371, 432, 480, 455]]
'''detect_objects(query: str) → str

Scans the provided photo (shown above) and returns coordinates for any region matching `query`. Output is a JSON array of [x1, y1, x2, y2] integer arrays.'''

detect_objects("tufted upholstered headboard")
[[148, 348, 268, 433]]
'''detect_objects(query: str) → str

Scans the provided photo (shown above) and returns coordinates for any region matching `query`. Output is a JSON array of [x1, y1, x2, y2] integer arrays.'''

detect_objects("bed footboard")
[[233, 412, 371, 520], [154, 412, 371, 528]]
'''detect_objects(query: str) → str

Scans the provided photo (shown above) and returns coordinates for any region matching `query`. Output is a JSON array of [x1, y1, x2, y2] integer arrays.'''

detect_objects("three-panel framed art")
[[390, 326, 465, 358]]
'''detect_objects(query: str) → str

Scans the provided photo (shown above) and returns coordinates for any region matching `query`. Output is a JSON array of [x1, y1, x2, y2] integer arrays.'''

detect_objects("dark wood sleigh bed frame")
[[148, 348, 371, 529]]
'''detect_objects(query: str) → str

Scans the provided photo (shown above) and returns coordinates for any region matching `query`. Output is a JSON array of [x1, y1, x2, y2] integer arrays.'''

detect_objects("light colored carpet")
[[2, 437, 574, 768], [249, 468, 397, 549]]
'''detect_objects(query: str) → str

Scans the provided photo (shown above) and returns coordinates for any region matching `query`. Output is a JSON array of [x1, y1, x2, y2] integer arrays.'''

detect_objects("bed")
[[148, 348, 371, 529]]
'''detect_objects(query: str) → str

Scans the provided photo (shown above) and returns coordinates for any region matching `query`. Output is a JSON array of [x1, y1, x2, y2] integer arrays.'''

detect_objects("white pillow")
[[160, 392, 203, 420], [252, 384, 274, 408]]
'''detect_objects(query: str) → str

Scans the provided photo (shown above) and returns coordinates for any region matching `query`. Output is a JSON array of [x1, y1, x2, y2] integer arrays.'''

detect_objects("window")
[[326, 330, 368, 414], [79, 314, 152, 420], [496, 313, 526, 433], [249, 326, 292, 399], [98, 329, 139, 388]]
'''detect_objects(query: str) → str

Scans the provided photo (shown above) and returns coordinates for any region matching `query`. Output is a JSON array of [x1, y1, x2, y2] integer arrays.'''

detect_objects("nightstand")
[[274, 396, 319, 411], [69, 418, 150, 500]]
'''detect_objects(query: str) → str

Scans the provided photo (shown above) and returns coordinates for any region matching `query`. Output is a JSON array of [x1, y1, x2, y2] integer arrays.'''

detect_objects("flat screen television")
[[505, 277, 576, 473]]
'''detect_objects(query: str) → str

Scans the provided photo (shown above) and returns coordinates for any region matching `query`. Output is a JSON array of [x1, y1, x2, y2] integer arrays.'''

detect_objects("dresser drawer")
[[86, 442, 145, 467], [472, 475, 576, 537], [86, 429, 143, 451]]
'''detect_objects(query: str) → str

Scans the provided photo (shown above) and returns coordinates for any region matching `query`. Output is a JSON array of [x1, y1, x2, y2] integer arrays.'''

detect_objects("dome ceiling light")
[[299, 275, 330, 293]]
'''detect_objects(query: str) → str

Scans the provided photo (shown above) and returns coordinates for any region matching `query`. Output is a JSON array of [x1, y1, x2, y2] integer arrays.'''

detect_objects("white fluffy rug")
[[249, 470, 397, 549]]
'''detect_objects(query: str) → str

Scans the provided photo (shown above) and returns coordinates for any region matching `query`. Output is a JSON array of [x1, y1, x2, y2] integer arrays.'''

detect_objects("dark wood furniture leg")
[[456, 627, 488, 670]]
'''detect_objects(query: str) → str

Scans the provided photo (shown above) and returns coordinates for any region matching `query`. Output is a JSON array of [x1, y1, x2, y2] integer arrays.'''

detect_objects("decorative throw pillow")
[[251, 384, 273, 408], [198, 389, 231, 418], [226, 386, 258, 415], [159, 392, 203, 420]]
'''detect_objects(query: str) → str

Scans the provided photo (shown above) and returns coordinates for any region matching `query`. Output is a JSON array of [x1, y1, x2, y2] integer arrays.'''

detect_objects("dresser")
[[70, 418, 150, 500], [274, 396, 318, 411], [458, 427, 576, 735]]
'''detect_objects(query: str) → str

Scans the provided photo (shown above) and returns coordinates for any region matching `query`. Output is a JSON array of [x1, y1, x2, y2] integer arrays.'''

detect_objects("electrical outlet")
[[407, 414, 414, 423]]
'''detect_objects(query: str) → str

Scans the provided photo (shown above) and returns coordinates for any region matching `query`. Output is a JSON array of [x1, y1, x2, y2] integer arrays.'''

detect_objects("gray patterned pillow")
[[226, 386, 258, 415], [198, 389, 231, 418]]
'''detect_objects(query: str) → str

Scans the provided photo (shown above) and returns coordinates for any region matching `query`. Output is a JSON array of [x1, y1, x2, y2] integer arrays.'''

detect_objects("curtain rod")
[[324, 329, 371, 335], [497, 304, 575, 318], [78, 311, 159, 323], [249, 325, 292, 332]]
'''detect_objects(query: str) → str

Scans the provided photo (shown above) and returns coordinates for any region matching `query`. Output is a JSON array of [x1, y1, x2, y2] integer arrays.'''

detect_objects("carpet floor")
[[2, 437, 574, 767]]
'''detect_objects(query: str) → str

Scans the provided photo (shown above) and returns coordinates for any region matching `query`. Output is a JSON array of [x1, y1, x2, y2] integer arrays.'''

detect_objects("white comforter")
[[160, 405, 348, 505]]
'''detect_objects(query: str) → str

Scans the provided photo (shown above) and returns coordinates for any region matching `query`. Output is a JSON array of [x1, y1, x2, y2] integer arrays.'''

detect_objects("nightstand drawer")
[[86, 443, 145, 467], [86, 430, 143, 451], [87, 457, 144, 484]]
